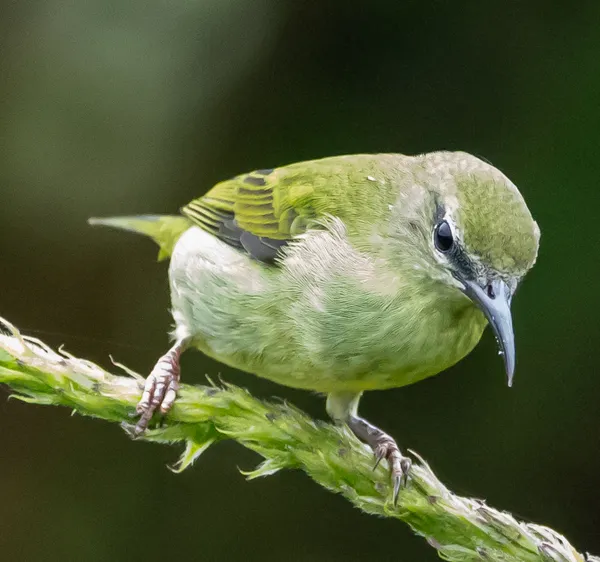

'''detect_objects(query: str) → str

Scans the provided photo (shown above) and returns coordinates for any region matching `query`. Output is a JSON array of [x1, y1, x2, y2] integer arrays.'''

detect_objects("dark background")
[[1, 2, 599, 560]]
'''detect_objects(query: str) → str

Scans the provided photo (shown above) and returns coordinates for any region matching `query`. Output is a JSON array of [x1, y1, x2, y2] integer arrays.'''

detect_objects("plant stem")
[[0, 317, 595, 562]]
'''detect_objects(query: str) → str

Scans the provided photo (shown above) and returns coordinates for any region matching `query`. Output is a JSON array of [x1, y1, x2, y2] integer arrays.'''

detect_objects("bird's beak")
[[460, 278, 515, 386]]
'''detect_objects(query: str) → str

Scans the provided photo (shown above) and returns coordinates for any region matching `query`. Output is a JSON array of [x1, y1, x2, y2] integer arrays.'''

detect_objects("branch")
[[0, 317, 595, 562]]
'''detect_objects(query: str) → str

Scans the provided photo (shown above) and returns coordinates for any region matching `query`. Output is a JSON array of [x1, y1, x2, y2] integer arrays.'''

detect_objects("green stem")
[[0, 317, 595, 562]]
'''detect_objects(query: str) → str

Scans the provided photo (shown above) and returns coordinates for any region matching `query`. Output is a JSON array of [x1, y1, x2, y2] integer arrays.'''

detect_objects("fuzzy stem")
[[0, 317, 595, 562]]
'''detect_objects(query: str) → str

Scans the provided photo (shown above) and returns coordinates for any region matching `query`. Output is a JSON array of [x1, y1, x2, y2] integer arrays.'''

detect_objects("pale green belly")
[[189, 287, 487, 393]]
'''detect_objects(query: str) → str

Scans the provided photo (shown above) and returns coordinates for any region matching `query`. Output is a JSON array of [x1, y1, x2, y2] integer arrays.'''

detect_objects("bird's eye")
[[434, 220, 454, 252]]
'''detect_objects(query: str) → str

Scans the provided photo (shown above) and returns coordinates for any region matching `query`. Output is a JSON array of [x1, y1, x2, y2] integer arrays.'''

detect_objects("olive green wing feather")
[[182, 168, 317, 263]]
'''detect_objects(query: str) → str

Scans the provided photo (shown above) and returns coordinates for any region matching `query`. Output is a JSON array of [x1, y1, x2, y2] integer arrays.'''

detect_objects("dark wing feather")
[[182, 168, 316, 263]]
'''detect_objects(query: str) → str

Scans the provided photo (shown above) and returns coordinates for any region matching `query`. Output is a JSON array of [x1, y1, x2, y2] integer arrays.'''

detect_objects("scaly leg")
[[326, 391, 412, 503], [135, 338, 190, 435]]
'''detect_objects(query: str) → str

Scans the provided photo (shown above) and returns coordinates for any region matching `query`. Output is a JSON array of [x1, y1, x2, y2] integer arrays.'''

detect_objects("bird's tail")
[[88, 215, 191, 261]]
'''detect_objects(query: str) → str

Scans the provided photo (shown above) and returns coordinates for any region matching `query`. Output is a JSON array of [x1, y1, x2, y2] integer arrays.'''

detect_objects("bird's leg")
[[326, 392, 412, 502], [134, 337, 190, 435]]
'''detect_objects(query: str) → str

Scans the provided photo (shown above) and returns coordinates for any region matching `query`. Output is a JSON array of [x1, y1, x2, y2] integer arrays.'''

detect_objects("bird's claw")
[[372, 434, 412, 504], [347, 414, 412, 504], [133, 351, 181, 435]]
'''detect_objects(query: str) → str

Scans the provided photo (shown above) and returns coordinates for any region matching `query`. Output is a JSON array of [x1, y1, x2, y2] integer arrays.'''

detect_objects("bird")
[[90, 151, 540, 500]]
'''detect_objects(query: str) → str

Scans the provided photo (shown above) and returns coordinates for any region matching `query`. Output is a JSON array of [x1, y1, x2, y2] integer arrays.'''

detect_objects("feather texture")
[[181, 155, 409, 262], [90, 152, 540, 394]]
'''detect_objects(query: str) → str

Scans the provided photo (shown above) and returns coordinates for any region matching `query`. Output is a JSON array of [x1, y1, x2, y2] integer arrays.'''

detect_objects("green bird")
[[90, 151, 540, 498]]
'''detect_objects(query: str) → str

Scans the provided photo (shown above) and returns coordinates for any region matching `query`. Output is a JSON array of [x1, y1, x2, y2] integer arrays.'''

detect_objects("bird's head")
[[392, 151, 540, 385]]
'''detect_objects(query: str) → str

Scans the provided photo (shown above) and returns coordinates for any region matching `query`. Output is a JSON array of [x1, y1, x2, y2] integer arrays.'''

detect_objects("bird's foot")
[[347, 416, 412, 504], [372, 432, 412, 502], [134, 340, 187, 435]]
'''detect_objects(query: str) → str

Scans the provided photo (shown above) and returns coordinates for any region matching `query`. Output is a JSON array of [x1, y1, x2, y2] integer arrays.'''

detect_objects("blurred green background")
[[1, 1, 599, 560]]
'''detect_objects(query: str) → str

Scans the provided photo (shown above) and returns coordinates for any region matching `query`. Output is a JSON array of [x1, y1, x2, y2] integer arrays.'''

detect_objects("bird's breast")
[[285, 277, 487, 391]]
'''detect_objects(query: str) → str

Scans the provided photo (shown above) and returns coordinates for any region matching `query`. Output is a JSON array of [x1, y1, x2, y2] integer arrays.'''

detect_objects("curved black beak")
[[460, 278, 515, 386]]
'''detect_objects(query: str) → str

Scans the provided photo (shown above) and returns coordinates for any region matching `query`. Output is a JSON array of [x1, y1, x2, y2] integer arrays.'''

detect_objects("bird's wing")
[[182, 155, 403, 263], [182, 167, 321, 263]]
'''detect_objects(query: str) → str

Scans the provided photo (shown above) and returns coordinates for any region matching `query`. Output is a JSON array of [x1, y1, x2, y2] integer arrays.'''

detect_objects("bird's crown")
[[420, 151, 540, 280]]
